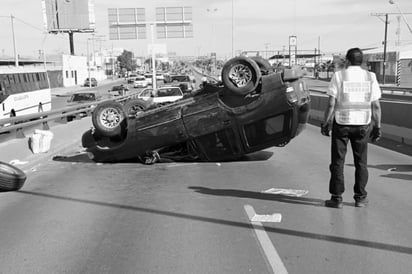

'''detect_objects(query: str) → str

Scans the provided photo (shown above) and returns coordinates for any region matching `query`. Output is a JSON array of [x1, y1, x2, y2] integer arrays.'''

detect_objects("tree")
[[117, 50, 137, 72]]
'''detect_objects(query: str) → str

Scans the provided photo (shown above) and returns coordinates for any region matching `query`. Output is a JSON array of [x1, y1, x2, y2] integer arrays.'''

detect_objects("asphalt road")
[[0, 122, 411, 273]]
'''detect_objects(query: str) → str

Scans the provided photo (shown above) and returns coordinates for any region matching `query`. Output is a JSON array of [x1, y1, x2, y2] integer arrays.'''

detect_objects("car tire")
[[221, 56, 262, 95], [250, 56, 273, 75], [0, 161, 27, 192], [92, 101, 126, 137], [123, 99, 150, 116]]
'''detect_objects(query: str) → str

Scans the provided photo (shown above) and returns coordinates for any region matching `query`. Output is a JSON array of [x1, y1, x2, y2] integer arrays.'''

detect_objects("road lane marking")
[[244, 204, 288, 274]]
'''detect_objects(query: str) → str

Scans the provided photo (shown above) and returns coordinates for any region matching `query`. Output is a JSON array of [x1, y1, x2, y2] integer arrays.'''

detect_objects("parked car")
[[82, 56, 310, 163], [108, 85, 129, 96], [133, 75, 149, 88], [164, 74, 196, 93], [83, 77, 97, 87], [137, 86, 184, 104]]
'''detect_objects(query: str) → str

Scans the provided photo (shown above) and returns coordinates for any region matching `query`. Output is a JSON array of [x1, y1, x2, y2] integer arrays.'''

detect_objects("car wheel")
[[221, 56, 261, 95], [92, 101, 126, 137], [0, 161, 27, 192], [250, 56, 273, 75], [123, 99, 149, 116]]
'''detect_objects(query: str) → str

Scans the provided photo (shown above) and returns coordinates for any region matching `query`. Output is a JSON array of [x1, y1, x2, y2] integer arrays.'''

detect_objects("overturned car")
[[82, 56, 310, 163]]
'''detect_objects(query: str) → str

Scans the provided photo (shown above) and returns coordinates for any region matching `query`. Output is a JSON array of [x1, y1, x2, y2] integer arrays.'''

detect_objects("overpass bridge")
[[0, 78, 411, 274]]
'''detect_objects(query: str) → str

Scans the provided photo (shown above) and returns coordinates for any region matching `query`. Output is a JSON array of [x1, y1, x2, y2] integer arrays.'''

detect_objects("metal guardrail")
[[381, 86, 412, 96], [0, 92, 141, 138]]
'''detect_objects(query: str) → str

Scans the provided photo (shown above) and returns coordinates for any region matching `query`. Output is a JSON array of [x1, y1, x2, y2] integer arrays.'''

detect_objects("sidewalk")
[[51, 78, 124, 97]]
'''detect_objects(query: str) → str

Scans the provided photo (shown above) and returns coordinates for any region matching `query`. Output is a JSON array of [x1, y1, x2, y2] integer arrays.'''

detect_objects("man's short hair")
[[346, 48, 363, 66]]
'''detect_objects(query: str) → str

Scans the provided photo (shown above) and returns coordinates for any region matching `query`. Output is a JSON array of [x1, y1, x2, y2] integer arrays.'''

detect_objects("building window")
[[66, 71, 69, 78]]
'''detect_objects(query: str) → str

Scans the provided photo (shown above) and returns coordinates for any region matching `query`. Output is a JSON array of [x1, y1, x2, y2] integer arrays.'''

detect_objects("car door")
[[133, 99, 191, 151], [181, 94, 243, 161]]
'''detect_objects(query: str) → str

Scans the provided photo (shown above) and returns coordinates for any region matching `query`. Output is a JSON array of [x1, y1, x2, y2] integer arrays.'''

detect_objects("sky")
[[1, 0, 412, 60]]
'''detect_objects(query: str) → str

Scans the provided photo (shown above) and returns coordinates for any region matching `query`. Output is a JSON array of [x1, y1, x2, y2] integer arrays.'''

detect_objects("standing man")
[[321, 48, 382, 208]]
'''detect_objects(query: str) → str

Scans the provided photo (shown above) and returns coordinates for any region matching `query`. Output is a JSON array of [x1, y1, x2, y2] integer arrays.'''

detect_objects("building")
[[363, 46, 412, 87]]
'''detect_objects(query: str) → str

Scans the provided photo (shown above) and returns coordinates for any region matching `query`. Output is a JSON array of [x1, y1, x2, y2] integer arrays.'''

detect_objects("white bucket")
[[29, 129, 54, 154]]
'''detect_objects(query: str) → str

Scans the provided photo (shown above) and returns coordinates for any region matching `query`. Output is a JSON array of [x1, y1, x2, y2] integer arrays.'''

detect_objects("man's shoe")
[[355, 198, 368, 207], [325, 199, 343, 208]]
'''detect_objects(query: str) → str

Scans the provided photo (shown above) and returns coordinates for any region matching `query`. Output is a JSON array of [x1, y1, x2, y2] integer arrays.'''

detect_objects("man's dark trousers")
[[329, 121, 370, 202]]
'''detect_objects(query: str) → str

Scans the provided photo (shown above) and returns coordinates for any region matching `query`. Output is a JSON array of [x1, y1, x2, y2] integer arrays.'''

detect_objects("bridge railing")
[[0, 92, 141, 138]]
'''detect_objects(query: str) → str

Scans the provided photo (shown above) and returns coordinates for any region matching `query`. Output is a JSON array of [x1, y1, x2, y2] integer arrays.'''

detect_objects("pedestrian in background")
[[321, 47, 382, 208]]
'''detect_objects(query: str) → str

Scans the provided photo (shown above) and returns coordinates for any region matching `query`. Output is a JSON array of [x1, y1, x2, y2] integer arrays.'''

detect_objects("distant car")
[[138, 86, 184, 104], [155, 73, 165, 81], [83, 56, 311, 163], [165, 74, 195, 93], [127, 74, 138, 84], [108, 85, 129, 96], [67, 92, 98, 104], [66, 91, 99, 120], [83, 77, 97, 87], [133, 75, 148, 88], [144, 74, 153, 85]]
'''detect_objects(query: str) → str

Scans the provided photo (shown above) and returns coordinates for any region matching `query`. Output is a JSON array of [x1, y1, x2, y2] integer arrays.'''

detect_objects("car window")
[[196, 129, 241, 159], [171, 76, 190, 82], [71, 93, 95, 101], [158, 88, 182, 97], [244, 114, 289, 147], [112, 86, 123, 91], [140, 89, 153, 97]]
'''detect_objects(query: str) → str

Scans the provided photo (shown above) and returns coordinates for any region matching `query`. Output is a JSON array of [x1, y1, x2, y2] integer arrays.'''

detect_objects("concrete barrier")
[[309, 93, 412, 146]]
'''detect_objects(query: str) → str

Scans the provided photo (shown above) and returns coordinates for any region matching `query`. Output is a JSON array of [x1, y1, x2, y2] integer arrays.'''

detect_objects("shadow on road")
[[348, 164, 412, 181], [16, 189, 412, 255], [189, 186, 334, 207], [51, 150, 274, 164]]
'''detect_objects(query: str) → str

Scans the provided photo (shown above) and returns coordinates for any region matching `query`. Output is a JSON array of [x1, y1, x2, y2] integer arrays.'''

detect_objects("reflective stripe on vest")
[[335, 69, 373, 125]]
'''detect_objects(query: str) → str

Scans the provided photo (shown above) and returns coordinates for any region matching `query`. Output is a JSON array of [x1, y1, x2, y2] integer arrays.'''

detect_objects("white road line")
[[244, 204, 288, 274]]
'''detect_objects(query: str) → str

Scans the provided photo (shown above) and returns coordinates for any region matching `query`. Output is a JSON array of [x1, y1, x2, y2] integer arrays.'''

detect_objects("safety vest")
[[335, 69, 373, 125]]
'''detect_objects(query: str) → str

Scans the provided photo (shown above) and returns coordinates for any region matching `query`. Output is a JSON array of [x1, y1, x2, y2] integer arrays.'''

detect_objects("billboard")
[[156, 7, 193, 38], [108, 7, 193, 40], [108, 8, 147, 40], [42, 0, 95, 32]]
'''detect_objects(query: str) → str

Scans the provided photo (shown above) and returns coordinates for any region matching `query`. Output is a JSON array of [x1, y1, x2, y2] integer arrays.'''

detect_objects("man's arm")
[[323, 96, 336, 125], [320, 96, 336, 136], [371, 99, 381, 128]]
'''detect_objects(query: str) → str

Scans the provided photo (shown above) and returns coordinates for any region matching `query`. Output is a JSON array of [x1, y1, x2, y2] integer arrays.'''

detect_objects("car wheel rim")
[[229, 64, 252, 87], [100, 108, 122, 128]]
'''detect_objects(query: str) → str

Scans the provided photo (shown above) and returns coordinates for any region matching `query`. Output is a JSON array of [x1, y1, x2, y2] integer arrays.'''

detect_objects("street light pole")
[[383, 13, 389, 85], [389, 0, 412, 34], [10, 15, 18, 67], [87, 38, 91, 88], [231, 0, 234, 57]]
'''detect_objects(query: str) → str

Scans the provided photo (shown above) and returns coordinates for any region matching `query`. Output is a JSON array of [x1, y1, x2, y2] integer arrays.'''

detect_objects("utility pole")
[[371, 11, 412, 84]]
